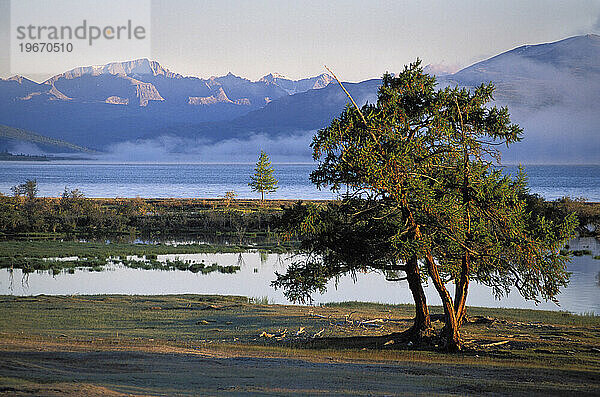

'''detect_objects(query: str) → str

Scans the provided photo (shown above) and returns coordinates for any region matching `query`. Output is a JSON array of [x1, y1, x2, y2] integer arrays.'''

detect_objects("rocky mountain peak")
[[259, 72, 287, 83], [5, 75, 25, 83], [258, 72, 333, 94], [45, 59, 181, 84]]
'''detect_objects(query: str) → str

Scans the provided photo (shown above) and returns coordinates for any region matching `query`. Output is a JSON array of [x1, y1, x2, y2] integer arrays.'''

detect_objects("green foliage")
[[223, 190, 238, 207], [273, 199, 408, 303], [275, 60, 577, 342], [249, 150, 278, 201], [0, 242, 242, 274], [249, 296, 271, 305], [0, 195, 286, 247], [553, 197, 600, 236], [571, 250, 592, 256], [0, 240, 260, 261], [11, 180, 38, 199], [468, 177, 577, 302], [0, 191, 133, 236]]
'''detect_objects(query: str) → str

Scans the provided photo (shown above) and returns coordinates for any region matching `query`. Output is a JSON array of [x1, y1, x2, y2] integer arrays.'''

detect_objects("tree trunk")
[[402, 204, 458, 349], [457, 123, 471, 330], [454, 253, 470, 328], [424, 253, 461, 351], [405, 255, 432, 340]]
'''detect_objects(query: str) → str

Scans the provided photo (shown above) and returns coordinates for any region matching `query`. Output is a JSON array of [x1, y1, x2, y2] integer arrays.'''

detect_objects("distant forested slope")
[[0, 124, 96, 153]]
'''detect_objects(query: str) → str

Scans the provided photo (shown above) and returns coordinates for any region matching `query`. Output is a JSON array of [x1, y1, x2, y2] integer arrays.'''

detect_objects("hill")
[[152, 79, 381, 143], [0, 124, 96, 154], [441, 34, 600, 108], [440, 34, 600, 163], [189, 34, 599, 163]]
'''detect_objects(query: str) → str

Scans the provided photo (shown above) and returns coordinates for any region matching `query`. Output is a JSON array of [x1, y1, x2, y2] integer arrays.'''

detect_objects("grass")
[[322, 301, 600, 326], [0, 294, 598, 355], [0, 255, 241, 275], [0, 232, 597, 394], [0, 240, 254, 259], [250, 296, 271, 305], [0, 294, 598, 395]]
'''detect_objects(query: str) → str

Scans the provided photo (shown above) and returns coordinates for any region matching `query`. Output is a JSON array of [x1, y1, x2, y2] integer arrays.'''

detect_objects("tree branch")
[[324, 65, 367, 126]]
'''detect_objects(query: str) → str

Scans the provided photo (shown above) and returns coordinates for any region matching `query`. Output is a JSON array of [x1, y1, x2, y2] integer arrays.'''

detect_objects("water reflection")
[[1, 239, 598, 315], [5, 267, 30, 294], [79, 232, 278, 249]]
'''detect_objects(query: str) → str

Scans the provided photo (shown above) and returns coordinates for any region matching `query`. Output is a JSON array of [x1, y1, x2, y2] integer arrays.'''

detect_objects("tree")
[[249, 150, 278, 202], [61, 187, 85, 200], [274, 60, 576, 351], [11, 179, 38, 200], [56, 187, 88, 233], [223, 190, 238, 207]]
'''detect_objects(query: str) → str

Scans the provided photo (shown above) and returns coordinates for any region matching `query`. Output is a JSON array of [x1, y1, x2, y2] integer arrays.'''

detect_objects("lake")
[[1, 162, 598, 314], [0, 162, 599, 201], [1, 237, 598, 314]]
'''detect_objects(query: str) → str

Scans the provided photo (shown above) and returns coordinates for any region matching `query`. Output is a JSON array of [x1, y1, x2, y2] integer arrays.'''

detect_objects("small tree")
[[249, 150, 278, 202], [223, 190, 238, 207], [11, 179, 38, 200]]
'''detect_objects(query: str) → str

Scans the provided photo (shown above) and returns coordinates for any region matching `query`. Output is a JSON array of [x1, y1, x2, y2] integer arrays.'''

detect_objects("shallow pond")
[[1, 239, 598, 315]]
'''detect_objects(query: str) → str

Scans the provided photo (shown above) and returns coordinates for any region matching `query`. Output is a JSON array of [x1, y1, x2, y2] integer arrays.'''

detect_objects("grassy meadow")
[[0, 295, 598, 395]]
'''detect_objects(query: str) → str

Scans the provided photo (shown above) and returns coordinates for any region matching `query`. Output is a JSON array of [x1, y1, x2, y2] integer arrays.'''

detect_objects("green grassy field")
[[0, 295, 598, 395]]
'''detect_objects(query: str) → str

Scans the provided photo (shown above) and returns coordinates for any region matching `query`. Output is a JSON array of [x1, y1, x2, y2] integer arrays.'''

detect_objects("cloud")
[[423, 63, 462, 76], [195, 131, 314, 162], [502, 105, 600, 164], [7, 141, 46, 155], [450, 50, 600, 164], [101, 130, 316, 163], [99, 47, 600, 166], [594, 14, 600, 32]]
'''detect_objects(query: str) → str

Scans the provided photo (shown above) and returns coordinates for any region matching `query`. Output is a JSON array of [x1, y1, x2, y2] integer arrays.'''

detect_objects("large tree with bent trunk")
[[274, 60, 577, 351]]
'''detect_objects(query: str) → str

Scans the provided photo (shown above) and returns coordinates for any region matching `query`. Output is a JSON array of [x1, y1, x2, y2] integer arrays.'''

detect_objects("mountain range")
[[0, 59, 334, 150], [5, 59, 334, 108], [1, 34, 598, 163]]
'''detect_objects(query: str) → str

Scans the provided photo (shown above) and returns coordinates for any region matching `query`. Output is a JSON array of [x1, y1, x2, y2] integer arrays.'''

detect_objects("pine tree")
[[274, 61, 576, 351], [249, 150, 278, 202]]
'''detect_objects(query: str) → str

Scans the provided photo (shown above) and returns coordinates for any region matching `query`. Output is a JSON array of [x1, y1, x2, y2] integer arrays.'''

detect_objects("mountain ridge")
[[0, 124, 96, 153], [0, 34, 598, 163], [3, 58, 334, 109]]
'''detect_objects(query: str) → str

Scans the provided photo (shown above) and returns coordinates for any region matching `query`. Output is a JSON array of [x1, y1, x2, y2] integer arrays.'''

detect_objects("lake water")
[[0, 162, 598, 313], [1, 237, 598, 314], [0, 162, 599, 201]]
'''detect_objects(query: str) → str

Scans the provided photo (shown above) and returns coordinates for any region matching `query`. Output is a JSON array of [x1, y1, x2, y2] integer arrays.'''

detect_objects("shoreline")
[[2, 196, 598, 204]]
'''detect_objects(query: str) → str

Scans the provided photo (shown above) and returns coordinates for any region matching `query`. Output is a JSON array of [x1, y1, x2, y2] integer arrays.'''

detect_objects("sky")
[[1, 0, 600, 82]]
